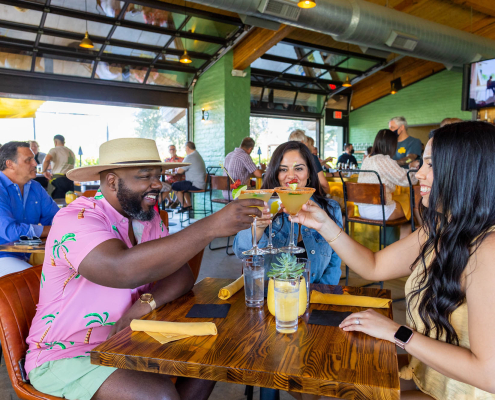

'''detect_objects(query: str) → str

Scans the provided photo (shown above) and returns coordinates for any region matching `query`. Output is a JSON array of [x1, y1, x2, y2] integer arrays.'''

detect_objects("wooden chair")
[[159, 210, 169, 229], [340, 170, 409, 288], [0, 265, 62, 399], [81, 190, 97, 198], [208, 175, 234, 255]]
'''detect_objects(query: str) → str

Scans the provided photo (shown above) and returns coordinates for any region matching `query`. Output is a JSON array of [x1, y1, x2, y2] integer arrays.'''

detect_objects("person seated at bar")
[[288, 130, 330, 194], [306, 136, 333, 170], [390, 116, 422, 169], [30, 140, 49, 189], [357, 129, 417, 238], [25, 137, 266, 400], [0, 141, 59, 276], [440, 117, 463, 127], [337, 143, 358, 166], [161, 144, 184, 209], [234, 141, 342, 285], [42, 134, 76, 199], [171, 141, 206, 213], [222, 137, 265, 199], [290, 121, 495, 400]]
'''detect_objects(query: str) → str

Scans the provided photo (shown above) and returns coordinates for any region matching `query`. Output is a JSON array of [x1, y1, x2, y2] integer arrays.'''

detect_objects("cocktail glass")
[[274, 187, 315, 254], [238, 189, 274, 255], [261, 195, 282, 254]]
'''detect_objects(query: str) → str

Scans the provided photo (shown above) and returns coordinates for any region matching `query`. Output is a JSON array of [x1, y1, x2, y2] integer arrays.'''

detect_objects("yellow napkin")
[[218, 275, 244, 300], [130, 320, 217, 344], [310, 290, 391, 309]]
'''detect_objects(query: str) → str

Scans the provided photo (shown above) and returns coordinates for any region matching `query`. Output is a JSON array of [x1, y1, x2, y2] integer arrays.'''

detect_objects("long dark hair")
[[262, 141, 337, 222], [370, 129, 397, 157], [409, 121, 495, 345]]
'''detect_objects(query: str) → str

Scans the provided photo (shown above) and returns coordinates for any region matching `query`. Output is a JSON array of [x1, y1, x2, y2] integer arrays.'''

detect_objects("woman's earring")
[[307, 177, 311, 186]]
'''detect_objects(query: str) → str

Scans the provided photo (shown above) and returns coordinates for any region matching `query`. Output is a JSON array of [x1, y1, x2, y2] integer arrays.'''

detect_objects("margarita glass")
[[274, 187, 315, 253], [238, 189, 274, 255], [261, 195, 282, 254]]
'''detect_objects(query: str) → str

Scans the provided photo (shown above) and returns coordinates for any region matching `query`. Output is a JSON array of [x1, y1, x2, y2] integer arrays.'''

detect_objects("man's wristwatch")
[[394, 326, 414, 349], [139, 293, 156, 311]]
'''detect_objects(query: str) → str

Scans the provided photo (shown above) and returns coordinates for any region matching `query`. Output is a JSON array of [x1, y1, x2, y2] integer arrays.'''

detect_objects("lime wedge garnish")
[[232, 185, 247, 199], [289, 183, 298, 191]]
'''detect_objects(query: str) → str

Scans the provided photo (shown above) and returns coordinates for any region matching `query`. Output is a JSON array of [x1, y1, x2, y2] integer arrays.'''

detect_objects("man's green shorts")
[[29, 357, 117, 400]]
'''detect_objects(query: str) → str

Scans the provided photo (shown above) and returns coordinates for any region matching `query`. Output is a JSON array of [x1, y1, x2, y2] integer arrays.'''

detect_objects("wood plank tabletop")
[[0, 242, 45, 253], [91, 278, 399, 399]]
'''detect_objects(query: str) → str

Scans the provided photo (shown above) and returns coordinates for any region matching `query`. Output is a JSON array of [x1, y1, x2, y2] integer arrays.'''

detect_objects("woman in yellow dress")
[[290, 121, 495, 400]]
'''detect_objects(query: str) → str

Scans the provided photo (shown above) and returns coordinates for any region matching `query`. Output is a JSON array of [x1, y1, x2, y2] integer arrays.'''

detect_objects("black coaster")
[[185, 304, 231, 318], [308, 310, 352, 327]]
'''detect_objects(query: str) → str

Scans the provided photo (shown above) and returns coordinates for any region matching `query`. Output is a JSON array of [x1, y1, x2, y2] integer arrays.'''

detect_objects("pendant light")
[[179, 0, 192, 64], [297, 0, 316, 8], [342, 42, 352, 87], [79, 0, 94, 49], [390, 54, 397, 94], [390, 81, 397, 95]]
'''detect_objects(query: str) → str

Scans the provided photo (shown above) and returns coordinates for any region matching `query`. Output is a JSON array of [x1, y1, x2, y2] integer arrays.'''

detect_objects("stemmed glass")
[[274, 187, 315, 253], [238, 189, 274, 255], [261, 195, 281, 254]]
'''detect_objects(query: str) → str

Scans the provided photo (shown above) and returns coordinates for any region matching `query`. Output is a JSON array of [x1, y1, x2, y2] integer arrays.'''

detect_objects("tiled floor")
[[0, 212, 407, 400]]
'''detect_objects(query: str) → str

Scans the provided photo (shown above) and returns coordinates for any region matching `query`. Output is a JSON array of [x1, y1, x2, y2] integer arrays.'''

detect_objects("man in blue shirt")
[[0, 142, 59, 276], [389, 116, 423, 168]]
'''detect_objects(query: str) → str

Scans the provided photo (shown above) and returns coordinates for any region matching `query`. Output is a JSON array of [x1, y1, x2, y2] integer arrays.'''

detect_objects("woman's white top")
[[357, 154, 418, 206]]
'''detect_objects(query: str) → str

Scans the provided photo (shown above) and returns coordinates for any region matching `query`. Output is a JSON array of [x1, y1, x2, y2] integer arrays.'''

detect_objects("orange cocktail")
[[274, 187, 315, 254], [237, 189, 274, 255]]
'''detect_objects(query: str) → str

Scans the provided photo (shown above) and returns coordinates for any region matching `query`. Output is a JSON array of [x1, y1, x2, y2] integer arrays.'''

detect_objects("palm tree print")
[[37, 312, 59, 348], [112, 225, 118, 233], [44, 341, 74, 350], [84, 312, 115, 344], [95, 189, 104, 200], [40, 272, 45, 288], [53, 233, 76, 270], [78, 208, 85, 219], [50, 256, 55, 266]]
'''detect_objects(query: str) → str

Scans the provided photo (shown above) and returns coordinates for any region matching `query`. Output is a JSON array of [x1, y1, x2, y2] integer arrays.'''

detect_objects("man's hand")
[[107, 300, 151, 339], [260, 163, 266, 170], [211, 199, 266, 237], [43, 171, 53, 180]]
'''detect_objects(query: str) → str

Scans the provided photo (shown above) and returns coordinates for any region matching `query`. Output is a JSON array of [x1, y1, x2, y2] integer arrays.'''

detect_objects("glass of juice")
[[274, 187, 315, 253], [243, 256, 264, 308], [238, 189, 274, 255], [261, 195, 282, 254], [274, 277, 300, 334]]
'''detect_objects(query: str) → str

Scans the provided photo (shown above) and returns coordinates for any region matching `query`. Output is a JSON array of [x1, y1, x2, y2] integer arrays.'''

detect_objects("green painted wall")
[[191, 50, 251, 216], [349, 70, 472, 143]]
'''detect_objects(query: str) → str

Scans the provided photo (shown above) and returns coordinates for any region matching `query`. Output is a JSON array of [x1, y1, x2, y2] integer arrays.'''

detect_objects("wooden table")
[[91, 278, 399, 399], [0, 241, 45, 253]]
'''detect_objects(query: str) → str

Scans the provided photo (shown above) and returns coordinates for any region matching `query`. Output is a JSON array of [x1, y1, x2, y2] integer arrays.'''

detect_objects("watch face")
[[395, 326, 413, 342], [140, 293, 152, 302]]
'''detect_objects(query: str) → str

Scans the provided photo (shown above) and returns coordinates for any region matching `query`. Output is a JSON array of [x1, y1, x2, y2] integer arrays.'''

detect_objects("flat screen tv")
[[463, 58, 495, 110]]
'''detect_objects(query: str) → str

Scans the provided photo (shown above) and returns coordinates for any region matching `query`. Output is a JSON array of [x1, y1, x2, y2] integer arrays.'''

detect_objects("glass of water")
[[243, 256, 265, 308], [274, 277, 300, 334], [297, 258, 311, 311]]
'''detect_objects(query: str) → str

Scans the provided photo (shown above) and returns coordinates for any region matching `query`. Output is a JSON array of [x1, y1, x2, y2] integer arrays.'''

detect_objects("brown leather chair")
[[0, 265, 62, 399], [159, 210, 169, 229], [81, 190, 97, 198]]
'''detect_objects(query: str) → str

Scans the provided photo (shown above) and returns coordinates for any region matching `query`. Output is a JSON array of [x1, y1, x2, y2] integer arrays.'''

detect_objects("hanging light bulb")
[[180, 49, 192, 64], [297, 0, 316, 8], [342, 75, 352, 87], [79, 31, 94, 49], [390, 81, 397, 95]]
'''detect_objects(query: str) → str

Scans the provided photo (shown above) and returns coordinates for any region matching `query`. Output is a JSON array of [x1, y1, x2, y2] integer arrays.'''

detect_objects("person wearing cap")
[[42, 134, 76, 199], [25, 138, 266, 400]]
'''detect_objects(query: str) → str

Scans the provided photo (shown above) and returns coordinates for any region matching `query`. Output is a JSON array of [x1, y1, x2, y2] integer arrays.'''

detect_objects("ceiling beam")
[[350, 57, 445, 110], [449, 0, 495, 17], [233, 24, 295, 71]]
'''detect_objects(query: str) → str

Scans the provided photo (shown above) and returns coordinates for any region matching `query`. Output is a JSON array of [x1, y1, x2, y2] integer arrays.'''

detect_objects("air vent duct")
[[385, 31, 419, 52], [258, 0, 301, 22]]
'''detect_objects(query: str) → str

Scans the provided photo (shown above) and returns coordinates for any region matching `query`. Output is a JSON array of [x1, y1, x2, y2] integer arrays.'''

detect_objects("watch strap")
[[394, 326, 414, 349]]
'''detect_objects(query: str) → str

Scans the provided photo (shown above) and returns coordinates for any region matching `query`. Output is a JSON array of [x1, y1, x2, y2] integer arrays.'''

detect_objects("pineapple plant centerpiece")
[[267, 253, 307, 318]]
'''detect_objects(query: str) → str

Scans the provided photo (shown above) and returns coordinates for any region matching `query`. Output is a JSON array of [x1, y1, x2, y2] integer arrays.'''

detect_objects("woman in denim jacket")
[[233, 141, 343, 285]]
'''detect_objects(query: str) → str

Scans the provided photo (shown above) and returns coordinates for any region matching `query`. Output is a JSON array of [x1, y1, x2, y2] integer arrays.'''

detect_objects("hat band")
[[111, 159, 162, 165]]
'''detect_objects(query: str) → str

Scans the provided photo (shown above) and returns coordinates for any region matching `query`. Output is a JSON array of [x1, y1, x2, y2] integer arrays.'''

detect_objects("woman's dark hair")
[[262, 141, 337, 222], [370, 129, 397, 158], [409, 121, 495, 345]]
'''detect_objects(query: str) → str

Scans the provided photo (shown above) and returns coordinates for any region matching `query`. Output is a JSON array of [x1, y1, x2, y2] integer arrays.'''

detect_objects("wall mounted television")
[[462, 58, 495, 110]]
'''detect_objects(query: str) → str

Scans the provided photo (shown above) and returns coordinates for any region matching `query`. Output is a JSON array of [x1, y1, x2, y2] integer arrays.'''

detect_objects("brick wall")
[[349, 70, 472, 144]]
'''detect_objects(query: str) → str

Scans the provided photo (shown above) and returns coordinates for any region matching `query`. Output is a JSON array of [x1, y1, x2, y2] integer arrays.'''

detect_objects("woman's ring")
[[355, 318, 360, 325]]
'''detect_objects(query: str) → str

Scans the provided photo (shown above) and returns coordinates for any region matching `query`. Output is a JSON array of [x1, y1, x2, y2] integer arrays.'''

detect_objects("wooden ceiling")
[[169, 0, 495, 110]]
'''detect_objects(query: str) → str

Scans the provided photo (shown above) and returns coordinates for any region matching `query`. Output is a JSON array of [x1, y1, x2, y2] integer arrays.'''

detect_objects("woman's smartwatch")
[[394, 326, 414, 349], [139, 293, 156, 311]]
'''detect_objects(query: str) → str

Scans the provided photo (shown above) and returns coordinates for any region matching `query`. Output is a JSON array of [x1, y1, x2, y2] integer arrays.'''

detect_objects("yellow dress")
[[400, 240, 495, 400]]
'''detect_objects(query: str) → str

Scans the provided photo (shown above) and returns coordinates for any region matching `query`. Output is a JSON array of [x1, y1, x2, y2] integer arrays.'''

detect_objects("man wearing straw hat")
[[24, 138, 266, 400]]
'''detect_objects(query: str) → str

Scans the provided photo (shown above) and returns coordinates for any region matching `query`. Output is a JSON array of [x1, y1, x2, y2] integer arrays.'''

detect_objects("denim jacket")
[[233, 198, 343, 285]]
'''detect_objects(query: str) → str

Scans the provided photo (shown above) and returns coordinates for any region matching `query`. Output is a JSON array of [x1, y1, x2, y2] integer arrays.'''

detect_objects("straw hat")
[[66, 138, 189, 182]]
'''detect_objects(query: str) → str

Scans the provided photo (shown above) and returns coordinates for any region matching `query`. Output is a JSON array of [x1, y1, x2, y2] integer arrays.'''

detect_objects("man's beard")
[[117, 179, 157, 222]]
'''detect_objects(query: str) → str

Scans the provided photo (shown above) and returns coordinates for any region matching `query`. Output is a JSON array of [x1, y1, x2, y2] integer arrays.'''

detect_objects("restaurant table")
[[91, 278, 399, 399], [0, 241, 45, 254]]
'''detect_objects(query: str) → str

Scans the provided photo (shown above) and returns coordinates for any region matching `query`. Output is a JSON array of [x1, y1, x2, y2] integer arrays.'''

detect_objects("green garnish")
[[267, 253, 305, 279], [288, 183, 298, 190], [232, 185, 247, 199], [288, 193, 302, 195]]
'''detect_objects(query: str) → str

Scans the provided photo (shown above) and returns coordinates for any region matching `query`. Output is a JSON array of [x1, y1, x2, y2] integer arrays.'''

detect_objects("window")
[[322, 125, 344, 165]]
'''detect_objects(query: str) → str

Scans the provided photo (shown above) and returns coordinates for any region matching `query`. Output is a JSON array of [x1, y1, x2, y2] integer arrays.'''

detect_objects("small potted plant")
[[267, 253, 307, 319]]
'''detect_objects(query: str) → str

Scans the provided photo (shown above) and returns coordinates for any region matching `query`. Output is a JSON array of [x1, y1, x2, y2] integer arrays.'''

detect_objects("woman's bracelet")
[[328, 228, 343, 243]]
